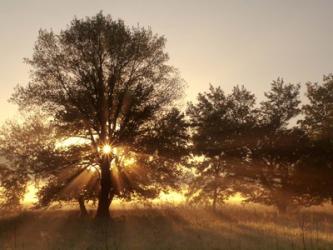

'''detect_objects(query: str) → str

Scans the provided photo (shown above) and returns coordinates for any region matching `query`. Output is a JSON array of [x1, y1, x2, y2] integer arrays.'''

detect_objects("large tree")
[[11, 13, 185, 218]]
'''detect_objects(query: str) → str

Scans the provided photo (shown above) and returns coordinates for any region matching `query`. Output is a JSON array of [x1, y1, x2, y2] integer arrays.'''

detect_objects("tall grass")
[[0, 204, 332, 249]]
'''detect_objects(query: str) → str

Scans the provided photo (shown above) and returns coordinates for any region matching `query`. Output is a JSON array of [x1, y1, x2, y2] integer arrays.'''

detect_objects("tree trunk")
[[78, 196, 88, 217], [277, 202, 288, 215], [96, 158, 113, 219]]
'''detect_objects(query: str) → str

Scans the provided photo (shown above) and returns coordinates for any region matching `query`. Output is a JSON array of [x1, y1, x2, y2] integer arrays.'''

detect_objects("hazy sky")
[[1, 0, 333, 123]]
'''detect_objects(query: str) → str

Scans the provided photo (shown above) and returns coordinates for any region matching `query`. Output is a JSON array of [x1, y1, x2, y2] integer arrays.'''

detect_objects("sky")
[[1, 0, 333, 123]]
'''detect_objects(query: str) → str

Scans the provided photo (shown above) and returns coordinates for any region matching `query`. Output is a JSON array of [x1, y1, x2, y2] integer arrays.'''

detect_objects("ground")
[[0, 205, 332, 250]]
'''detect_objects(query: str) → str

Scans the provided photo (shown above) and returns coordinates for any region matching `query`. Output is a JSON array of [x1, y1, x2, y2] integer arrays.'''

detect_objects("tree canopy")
[[9, 13, 187, 218]]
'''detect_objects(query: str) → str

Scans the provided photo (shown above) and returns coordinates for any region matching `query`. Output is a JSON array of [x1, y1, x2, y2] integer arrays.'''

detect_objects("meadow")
[[0, 204, 332, 250]]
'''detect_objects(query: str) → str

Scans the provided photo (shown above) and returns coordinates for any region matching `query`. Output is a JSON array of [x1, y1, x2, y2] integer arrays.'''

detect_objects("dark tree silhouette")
[[187, 85, 257, 210], [245, 78, 302, 213], [247, 128, 313, 213], [301, 74, 333, 140], [260, 78, 301, 129], [11, 13, 185, 217], [299, 74, 333, 205]]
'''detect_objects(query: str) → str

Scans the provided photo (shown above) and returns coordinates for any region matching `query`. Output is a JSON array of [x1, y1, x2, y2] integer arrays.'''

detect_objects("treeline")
[[186, 77, 333, 213], [0, 13, 332, 217]]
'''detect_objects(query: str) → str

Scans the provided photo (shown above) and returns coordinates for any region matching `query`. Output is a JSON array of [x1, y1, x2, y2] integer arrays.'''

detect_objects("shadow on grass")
[[0, 207, 332, 250]]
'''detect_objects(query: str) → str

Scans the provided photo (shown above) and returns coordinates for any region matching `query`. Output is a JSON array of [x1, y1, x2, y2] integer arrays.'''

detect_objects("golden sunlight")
[[87, 166, 97, 172], [22, 183, 38, 205], [124, 157, 136, 167], [226, 193, 245, 204], [158, 191, 186, 204], [55, 137, 89, 149], [102, 144, 112, 155]]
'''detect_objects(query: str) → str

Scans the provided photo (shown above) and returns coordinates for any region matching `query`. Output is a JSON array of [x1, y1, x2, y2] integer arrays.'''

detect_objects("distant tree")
[[260, 78, 301, 129], [0, 163, 27, 210], [11, 13, 186, 218], [299, 74, 333, 205], [246, 78, 302, 213], [0, 116, 56, 209], [301, 74, 333, 140], [246, 129, 313, 213], [187, 85, 257, 211], [291, 140, 332, 208]]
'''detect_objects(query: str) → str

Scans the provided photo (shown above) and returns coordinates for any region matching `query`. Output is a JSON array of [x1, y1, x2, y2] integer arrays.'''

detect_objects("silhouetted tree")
[[247, 129, 313, 213], [299, 74, 333, 205], [302, 74, 333, 140], [12, 13, 181, 217], [11, 13, 185, 218], [246, 78, 302, 213], [187, 85, 257, 210], [260, 78, 301, 129]]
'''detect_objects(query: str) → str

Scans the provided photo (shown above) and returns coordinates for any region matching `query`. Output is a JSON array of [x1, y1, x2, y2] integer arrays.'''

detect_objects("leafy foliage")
[[187, 85, 257, 209], [9, 13, 187, 217]]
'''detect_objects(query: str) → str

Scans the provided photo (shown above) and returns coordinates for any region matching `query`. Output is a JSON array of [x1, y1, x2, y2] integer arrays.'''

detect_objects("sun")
[[102, 144, 112, 155]]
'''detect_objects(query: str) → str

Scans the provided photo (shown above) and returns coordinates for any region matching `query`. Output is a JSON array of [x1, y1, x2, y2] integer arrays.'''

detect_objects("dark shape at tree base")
[[78, 196, 88, 218]]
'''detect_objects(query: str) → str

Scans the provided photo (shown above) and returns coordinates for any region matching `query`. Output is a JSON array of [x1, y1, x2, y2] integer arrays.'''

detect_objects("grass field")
[[0, 205, 332, 250]]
